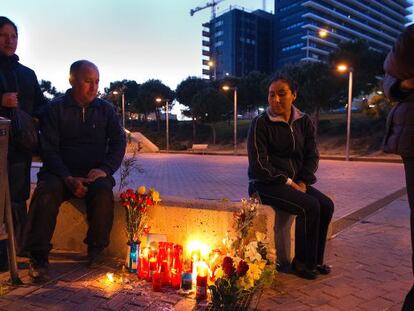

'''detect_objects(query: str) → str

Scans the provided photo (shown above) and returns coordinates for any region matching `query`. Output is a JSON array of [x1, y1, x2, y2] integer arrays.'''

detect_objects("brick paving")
[[257, 195, 412, 310], [13, 154, 410, 310], [32, 154, 405, 220]]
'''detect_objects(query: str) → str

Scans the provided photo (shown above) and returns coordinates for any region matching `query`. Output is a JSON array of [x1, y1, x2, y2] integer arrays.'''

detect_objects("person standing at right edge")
[[247, 76, 334, 280], [382, 24, 414, 310]]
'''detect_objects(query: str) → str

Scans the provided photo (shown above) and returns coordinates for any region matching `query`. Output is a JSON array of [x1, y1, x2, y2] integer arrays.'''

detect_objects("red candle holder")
[[171, 269, 181, 289], [196, 262, 209, 300], [152, 272, 162, 292]]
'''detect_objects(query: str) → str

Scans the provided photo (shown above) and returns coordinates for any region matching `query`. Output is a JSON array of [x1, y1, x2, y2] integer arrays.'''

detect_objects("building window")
[[215, 30, 223, 37], [281, 42, 304, 52]]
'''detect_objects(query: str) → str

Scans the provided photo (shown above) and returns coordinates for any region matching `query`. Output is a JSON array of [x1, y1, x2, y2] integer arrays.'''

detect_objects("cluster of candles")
[[134, 241, 222, 300]]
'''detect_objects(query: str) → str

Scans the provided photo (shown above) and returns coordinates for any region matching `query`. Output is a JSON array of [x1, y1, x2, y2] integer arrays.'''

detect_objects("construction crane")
[[190, 0, 225, 21]]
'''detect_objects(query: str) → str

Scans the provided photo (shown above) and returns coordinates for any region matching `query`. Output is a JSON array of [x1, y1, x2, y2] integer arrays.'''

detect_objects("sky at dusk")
[[3, 0, 275, 93]]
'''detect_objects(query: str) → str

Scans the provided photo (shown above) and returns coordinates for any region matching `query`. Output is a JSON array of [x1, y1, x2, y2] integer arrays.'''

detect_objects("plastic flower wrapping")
[[208, 198, 276, 309], [119, 186, 160, 242]]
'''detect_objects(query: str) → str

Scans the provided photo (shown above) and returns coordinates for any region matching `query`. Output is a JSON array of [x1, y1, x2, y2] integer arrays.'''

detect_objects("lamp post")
[[155, 97, 170, 152], [113, 89, 126, 129], [337, 64, 353, 161], [222, 85, 238, 155]]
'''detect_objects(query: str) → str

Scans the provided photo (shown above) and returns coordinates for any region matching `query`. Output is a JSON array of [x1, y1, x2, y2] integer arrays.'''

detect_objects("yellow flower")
[[214, 267, 224, 279], [255, 231, 266, 242], [247, 263, 262, 281], [151, 190, 161, 203], [137, 186, 146, 195]]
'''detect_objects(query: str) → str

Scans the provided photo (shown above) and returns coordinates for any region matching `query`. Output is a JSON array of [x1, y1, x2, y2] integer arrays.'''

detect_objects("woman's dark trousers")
[[23, 174, 115, 262], [249, 182, 334, 270], [402, 157, 414, 310]]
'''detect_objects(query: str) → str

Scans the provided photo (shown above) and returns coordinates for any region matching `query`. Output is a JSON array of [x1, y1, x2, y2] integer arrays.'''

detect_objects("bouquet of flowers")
[[119, 186, 160, 242], [209, 198, 275, 310]]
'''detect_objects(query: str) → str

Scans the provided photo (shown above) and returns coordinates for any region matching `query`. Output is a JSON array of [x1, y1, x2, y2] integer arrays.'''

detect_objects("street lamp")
[[113, 88, 126, 129], [222, 85, 238, 155], [337, 64, 354, 161], [155, 97, 170, 152], [208, 60, 217, 80]]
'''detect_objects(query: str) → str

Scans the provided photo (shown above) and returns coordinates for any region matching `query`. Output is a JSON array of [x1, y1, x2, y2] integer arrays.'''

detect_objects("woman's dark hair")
[[267, 75, 298, 94], [0, 16, 18, 35]]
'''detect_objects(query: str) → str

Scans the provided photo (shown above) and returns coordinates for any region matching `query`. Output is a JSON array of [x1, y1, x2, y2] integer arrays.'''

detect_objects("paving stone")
[[327, 294, 365, 310], [358, 296, 395, 311]]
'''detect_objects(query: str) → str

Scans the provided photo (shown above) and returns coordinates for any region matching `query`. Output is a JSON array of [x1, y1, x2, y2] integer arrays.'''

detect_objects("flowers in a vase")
[[119, 186, 160, 242]]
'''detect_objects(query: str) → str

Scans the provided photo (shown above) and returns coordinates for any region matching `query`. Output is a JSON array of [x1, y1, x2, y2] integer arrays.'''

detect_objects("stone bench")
[[190, 144, 208, 153], [51, 196, 284, 262]]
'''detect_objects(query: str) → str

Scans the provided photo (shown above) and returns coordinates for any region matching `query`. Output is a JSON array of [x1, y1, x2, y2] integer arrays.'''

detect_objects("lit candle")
[[196, 262, 208, 300], [148, 257, 158, 281], [152, 272, 162, 291], [138, 247, 149, 279], [171, 269, 181, 289]]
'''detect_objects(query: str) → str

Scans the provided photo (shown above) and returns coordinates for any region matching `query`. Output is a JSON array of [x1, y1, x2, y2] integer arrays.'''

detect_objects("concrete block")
[[51, 196, 277, 260]]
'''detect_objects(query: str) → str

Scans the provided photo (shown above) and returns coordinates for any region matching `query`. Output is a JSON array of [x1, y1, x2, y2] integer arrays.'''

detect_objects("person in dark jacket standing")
[[247, 76, 334, 280], [23, 60, 126, 282], [383, 24, 414, 310], [0, 16, 46, 269]]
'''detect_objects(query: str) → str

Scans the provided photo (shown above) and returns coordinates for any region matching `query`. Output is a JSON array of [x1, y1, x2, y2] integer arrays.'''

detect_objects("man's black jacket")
[[39, 89, 126, 179]]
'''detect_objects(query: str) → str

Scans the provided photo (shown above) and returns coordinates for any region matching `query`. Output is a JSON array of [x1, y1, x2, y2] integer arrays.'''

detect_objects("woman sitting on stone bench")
[[247, 76, 334, 280]]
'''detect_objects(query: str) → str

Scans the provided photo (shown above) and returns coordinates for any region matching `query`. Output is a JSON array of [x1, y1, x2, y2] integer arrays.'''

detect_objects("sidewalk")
[[257, 195, 412, 310], [2, 154, 408, 310]]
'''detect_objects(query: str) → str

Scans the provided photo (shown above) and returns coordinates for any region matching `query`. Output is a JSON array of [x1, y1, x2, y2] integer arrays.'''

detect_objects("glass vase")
[[125, 241, 140, 273]]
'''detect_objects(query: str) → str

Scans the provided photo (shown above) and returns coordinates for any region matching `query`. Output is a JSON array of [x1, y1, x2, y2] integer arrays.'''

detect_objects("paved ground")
[[10, 154, 409, 310], [111, 154, 405, 220], [257, 195, 412, 311]]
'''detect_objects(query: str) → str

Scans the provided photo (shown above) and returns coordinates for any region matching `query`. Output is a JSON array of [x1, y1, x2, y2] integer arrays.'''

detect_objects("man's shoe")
[[87, 248, 105, 268], [29, 260, 49, 283], [316, 264, 332, 275]]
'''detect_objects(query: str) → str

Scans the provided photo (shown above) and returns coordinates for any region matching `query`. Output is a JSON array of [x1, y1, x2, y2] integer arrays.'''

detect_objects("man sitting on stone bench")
[[23, 60, 126, 282]]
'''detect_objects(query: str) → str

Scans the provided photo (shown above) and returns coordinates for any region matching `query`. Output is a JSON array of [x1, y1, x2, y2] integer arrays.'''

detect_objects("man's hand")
[[400, 78, 414, 91], [86, 169, 107, 183], [64, 176, 89, 198], [1, 92, 18, 108], [290, 181, 306, 193]]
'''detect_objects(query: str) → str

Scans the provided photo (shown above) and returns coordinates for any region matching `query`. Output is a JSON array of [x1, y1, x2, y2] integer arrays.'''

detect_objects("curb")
[[157, 151, 403, 163], [331, 187, 407, 236]]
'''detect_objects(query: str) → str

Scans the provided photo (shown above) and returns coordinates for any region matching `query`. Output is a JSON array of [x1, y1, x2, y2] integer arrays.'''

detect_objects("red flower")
[[222, 256, 235, 277], [236, 260, 249, 277]]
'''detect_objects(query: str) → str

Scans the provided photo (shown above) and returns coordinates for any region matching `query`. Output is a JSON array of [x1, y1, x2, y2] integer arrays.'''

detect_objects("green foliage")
[[237, 71, 268, 113], [275, 61, 339, 114], [192, 88, 231, 123], [330, 39, 386, 98], [175, 76, 208, 119], [137, 79, 174, 116]]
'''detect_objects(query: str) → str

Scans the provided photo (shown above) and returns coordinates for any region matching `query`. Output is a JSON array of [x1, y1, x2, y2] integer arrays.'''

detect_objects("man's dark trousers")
[[402, 157, 414, 310], [23, 174, 115, 260]]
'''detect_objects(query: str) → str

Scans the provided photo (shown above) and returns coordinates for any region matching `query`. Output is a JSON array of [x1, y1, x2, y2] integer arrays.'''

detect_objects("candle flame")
[[106, 272, 114, 283]]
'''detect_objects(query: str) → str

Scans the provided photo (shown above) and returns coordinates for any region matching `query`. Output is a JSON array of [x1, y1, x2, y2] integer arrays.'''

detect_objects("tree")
[[39, 80, 62, 99], [276, 61, 340, 133], [330, 39, 386, 98], [237, 71, 268, 114], [104, 80, 140, 119], [137, 79, 174, 129], [175, 77, 208, 141], [192, 87, 231, 144]]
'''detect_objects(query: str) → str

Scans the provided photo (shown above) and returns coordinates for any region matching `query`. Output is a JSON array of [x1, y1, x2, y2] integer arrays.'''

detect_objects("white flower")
[[245, 241, 262, 262]]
